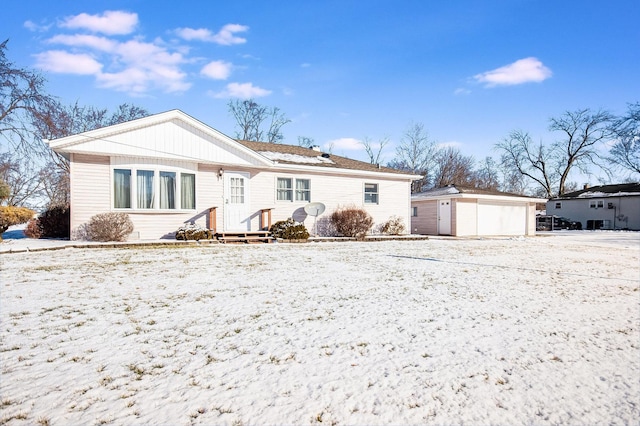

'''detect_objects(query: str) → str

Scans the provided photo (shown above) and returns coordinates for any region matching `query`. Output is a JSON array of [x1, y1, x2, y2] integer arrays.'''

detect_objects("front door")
[[224, 171, 250, 231], [438, 199, 452, 235]]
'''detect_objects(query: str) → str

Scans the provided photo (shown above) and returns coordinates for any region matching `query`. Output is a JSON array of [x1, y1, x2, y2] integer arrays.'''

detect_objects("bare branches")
[[228, 99, 290, 143], [608, 102, 640, 176], [361, 136, 389, 165]]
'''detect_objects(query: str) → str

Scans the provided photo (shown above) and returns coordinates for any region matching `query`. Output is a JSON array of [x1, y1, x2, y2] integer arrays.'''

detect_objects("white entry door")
[[224, 172, 250, 231], [438, 199, 452, 235]]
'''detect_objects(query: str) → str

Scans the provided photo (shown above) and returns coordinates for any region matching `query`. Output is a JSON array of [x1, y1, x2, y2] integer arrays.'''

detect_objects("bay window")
[[113, 167, 195, 210]]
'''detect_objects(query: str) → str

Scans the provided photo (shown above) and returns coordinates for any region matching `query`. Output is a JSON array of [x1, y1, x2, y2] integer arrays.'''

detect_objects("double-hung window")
[[113, 167, 196, 210], [589, 200, 604, 209], [277, 177, 311, 202], [295, 179, 311, 202], [277, 178, 293, 201], [364, 183, 379, 204]]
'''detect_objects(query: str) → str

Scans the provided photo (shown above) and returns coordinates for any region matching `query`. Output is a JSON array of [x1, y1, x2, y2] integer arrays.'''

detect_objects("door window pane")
[[230, 177, 244, 204]]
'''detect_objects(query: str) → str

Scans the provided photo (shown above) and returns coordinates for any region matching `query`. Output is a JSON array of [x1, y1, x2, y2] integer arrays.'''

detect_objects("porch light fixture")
[[218, 169, 224, 177]]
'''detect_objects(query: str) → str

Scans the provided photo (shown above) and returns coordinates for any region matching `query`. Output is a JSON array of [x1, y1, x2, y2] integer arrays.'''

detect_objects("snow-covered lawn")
[[1, 233, 639, 425]]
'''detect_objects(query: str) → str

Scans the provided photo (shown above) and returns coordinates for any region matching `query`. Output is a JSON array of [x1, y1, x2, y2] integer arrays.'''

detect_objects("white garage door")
[[477, 200, 526, 236]]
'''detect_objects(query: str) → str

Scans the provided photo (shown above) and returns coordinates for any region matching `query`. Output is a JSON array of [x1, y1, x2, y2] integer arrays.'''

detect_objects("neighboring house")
[[411, 185, 546, 236], [547, 183, 640, 230], [47, 110, 420, 240]]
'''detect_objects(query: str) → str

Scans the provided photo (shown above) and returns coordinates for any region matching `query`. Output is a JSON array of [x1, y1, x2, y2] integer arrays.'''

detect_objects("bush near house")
[[24, 218, 42, 239], [269, 218, 310, 240], [330, 206, 374, 240], [38, 205, 70, 239], [379, 215, 406, 235], [0, 206, 34, 240], [175, 223, 213, 241], [85, 212, 134, 242]]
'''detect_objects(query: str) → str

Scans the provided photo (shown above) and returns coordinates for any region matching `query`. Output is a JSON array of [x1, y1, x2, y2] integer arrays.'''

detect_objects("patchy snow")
[[259, 151, 335, 164], [1, 233, 639, 425], [576, 191, 640, 198]]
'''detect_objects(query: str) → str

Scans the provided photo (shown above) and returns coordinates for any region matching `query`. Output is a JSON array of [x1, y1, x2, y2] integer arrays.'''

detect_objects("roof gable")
[[47, 110, 272, 167]]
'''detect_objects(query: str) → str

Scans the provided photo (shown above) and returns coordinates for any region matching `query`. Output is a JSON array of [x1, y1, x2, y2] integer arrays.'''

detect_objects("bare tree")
[[549, 108, 614, 195], [474, 156, 501, 191], [297, 136, 315, 148], [228, 99, 290, 143], [0, 39, 56, 159], [389, 122, 437, 192], [608, 102, 640, 176], [496, 130, 556, 197], [432, 146, 477, 188], [496, 109, 614, 197], [361, 136, 390, 165]]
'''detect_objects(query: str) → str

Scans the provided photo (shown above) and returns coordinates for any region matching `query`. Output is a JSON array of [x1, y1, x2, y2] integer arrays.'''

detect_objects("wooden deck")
[[215, 231, 273, 244]]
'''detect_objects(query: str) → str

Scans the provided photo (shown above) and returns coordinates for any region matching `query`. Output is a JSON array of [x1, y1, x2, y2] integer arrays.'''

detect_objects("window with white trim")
[[555, 202, 562, 209], [364, 183, 379, 204], [277, 177, 311, 202], [276, 177, 293, 201], [589, 200, 604, 209], [296, 179, 311, 202], [113, 168, 196, 210]]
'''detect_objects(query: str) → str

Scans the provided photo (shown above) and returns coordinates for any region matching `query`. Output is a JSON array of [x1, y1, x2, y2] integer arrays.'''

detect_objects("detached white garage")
[[411, 185, 547, 237]]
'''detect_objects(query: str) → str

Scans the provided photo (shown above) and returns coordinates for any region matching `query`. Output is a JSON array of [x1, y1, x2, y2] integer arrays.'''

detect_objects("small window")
[[181, 173, 196, 209], [277, 178, 293, 201], [597, 200, 604, 208], [555, 202, 562, 209], [295, 179, 311, 202], [412, 206, 418, 217], [114, 169, 131, 208], [364, 183, 378, 204], [589, 200, 596, 209]]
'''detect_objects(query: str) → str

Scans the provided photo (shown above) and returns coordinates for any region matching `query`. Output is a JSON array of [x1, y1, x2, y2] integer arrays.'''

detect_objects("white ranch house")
[[47, 110, 420, 240]]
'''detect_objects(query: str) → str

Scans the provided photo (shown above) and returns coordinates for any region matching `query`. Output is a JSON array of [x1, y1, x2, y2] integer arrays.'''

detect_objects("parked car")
[[536, 215, 582, 231]]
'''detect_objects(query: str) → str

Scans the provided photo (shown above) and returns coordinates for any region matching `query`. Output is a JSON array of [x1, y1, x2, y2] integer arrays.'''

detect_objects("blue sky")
[[5, 0, 639, 169]]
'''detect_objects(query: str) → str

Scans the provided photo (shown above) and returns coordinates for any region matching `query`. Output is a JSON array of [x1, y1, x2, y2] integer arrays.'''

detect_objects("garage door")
[[477, 200, 526, 236]]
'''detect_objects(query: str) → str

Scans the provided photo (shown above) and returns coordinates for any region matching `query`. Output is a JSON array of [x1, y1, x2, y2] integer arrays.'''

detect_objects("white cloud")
[[454, 88, 471, 96], [34, 50, 102, 74], [201, 60, 232, 80], [175, 24, 249, 45], [212, 82, 271, 98], [326, 138, 363, 151], [24, 20, 52, 32], [60, 10, 138, 35], [474, 57, 552, 87], [47, 34, 117, 52]]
